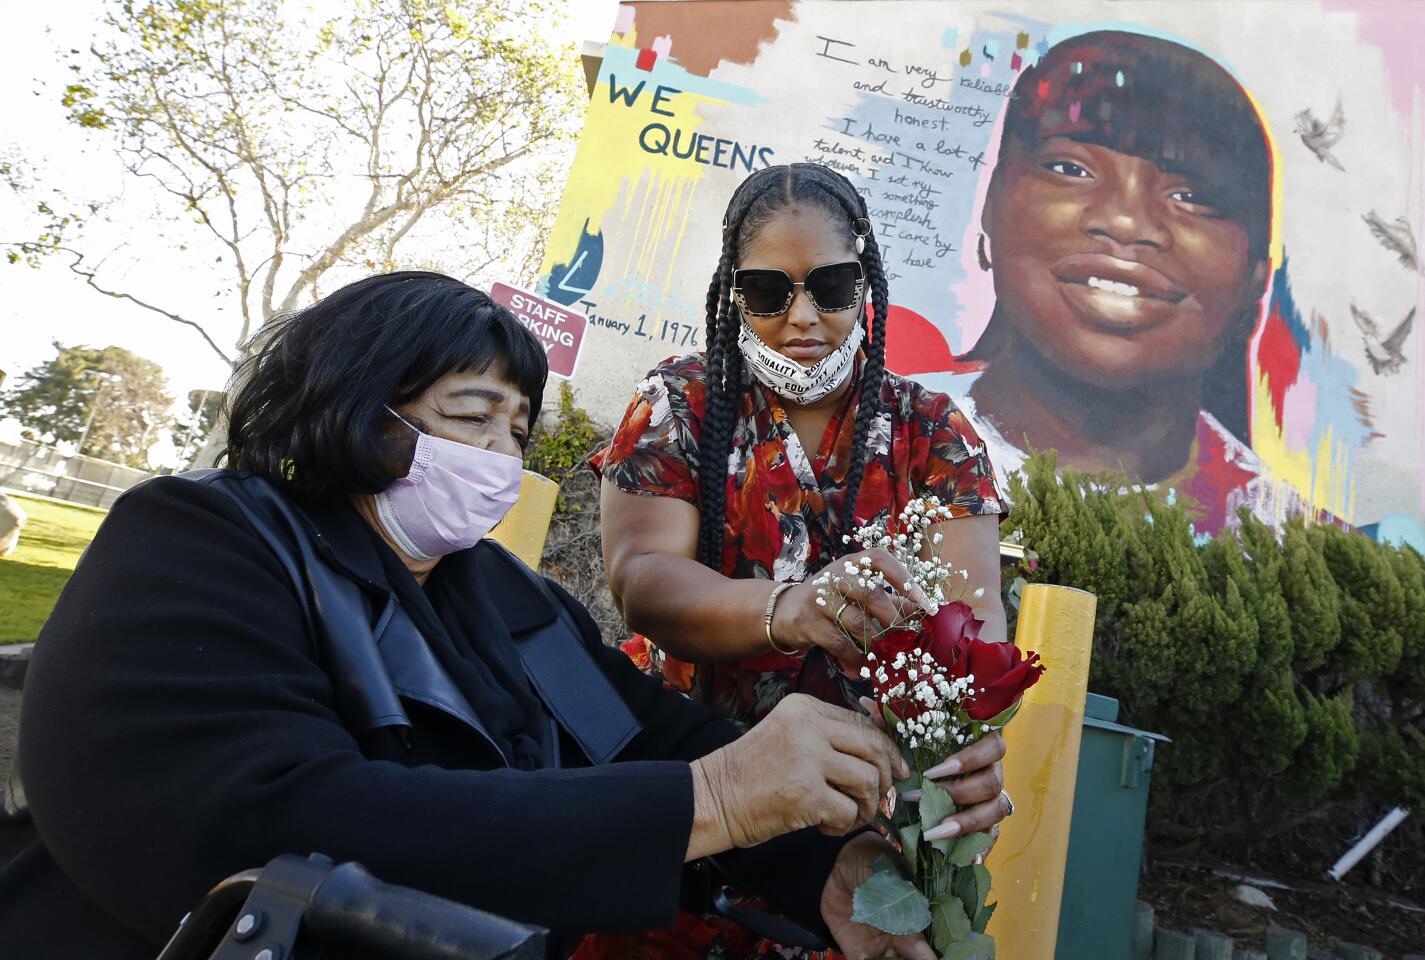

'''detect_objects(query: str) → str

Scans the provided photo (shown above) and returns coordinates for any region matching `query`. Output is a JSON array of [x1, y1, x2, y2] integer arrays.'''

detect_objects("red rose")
[[959, 638, 1044, 721], [925, 601, 982, 672], [870, 627, 929, 721]]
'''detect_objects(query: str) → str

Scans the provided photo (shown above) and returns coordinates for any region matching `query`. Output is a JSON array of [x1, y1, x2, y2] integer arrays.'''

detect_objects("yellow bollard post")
[[986, 583, 1096, 959], [486, 471, 560, 569]]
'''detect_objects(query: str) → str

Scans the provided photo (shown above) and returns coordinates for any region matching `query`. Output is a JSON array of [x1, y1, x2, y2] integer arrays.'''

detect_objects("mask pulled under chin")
[[738, 320, 865, 404], [373, 407, 524, 561]]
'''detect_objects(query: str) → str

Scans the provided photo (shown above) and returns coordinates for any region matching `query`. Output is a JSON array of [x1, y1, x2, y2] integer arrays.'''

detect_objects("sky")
[[0, 0, 621, 464]]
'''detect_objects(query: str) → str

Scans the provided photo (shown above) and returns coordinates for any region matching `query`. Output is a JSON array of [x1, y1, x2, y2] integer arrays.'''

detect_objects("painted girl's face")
[[737, 203, 864, 366], [984, 136, 1266, 389]]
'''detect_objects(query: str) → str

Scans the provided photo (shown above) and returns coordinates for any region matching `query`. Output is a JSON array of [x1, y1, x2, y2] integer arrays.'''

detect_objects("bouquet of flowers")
[[811, 497, 1045, 960]]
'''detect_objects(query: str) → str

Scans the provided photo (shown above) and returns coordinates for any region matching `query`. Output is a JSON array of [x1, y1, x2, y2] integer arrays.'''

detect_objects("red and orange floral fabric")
[[591, 352, 1006, 726]]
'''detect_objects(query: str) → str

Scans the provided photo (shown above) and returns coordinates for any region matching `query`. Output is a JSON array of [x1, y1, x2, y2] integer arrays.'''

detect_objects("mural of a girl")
[[959, 29, 1295, 533]]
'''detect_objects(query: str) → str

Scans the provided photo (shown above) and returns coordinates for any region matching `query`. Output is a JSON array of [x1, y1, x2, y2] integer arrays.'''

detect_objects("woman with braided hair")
[[590, 162, 1010, 956]]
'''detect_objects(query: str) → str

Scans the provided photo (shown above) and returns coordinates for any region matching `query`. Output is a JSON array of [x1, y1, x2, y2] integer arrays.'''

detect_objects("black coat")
[[0, 476, 841, 957]]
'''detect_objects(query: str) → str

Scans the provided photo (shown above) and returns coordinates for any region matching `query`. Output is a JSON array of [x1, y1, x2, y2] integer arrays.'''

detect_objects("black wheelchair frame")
[[155, 854, 546, 960]]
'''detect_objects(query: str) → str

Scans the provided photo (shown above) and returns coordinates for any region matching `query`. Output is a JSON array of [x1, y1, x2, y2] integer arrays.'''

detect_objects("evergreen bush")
[[523, 380, 603, 514], [1002, 452, 1425, 837]]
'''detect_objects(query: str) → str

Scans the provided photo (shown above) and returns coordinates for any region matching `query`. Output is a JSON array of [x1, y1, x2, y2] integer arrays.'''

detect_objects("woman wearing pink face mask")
[[1, 272, 947, 960]]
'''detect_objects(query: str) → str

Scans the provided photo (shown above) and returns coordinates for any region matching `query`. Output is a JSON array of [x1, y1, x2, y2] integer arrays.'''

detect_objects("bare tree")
[[6, 0, 579, 380]]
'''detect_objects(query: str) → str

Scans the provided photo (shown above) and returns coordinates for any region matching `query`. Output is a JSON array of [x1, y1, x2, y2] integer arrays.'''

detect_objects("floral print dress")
[[592, 352, 1007, 726]]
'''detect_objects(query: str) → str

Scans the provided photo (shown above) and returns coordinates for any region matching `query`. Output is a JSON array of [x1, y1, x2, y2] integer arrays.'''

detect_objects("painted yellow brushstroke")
[[664, 178, 698, 296], [540, 41, 729, 280], [1249, 376, 1357, 523], [1241, 86, 1285, 269]]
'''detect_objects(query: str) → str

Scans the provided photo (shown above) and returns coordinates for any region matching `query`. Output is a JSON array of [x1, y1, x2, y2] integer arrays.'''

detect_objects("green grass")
[[0, 495, 107, 644]]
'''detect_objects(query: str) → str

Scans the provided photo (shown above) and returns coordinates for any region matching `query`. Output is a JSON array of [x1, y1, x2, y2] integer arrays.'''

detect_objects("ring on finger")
[[1000, 788, 1015, 818], [833, 600, 866, 653]]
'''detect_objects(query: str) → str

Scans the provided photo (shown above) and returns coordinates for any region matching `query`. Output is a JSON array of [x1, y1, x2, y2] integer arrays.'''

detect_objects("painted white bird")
[[1363, 210, 1421, 274], [1294, 99, 1345, 171], [1350, 303, 1415, 375]]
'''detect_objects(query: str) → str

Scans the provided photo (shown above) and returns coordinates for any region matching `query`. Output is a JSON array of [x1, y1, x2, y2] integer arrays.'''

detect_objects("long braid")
[[695, 163, 893, 568], [840, 226, 890, 533], [696, 250, 739, 567]]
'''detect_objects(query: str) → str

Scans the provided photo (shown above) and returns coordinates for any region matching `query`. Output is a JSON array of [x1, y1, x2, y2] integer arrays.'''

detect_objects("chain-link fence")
[[0, 439, 154, 509]]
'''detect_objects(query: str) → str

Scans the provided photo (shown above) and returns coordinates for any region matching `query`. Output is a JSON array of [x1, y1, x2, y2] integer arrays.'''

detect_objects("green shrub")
[[1002, 452, 1425, 833], [523, 381, 603, 513]]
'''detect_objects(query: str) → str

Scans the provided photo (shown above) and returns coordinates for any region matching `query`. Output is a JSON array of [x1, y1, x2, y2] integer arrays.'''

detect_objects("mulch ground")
[[1140, 850, 1425, 956]]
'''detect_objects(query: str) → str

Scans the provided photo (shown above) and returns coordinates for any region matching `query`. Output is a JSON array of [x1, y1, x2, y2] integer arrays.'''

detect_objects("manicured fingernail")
[[924, 757, 961, 779], [911, 586, 934, 611], [858, 696, 877, 716], [899, 788, 922, 802], [923, 818, 962, 842], [896, 760, 911, 779]]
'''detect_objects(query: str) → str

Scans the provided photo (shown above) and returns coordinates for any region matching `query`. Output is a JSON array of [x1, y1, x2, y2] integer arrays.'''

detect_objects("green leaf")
[[894, 768, 922, 795], [955, 863, 990, 916], [941, 931, 996, 960], [930, 893, 972, 952], [973, 900, 997, 935], [982, 700, 1023, 729], [871, 852, 907, 878], [898, 823, 921, 874], [918, 778, 958, 855], [948, 831, 994, 867], [883, 703, 903, 730], [850, 869, 932, 936]]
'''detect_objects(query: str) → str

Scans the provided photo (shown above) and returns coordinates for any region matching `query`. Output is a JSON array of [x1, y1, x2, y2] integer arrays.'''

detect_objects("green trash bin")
[[1055, 693, 1170, 960]]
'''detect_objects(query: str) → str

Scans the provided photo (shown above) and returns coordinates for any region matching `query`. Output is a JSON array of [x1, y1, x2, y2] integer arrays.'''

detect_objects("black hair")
[[971, 30, 1273, 440], [696, 162, 891, 569], [223, 271, 548, 500]]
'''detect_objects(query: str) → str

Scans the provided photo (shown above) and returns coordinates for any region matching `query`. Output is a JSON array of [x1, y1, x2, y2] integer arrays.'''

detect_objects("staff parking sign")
[[491, 282, 588, 380]]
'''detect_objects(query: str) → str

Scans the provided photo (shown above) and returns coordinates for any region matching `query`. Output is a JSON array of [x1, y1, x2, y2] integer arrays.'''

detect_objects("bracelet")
[[764, 582, 798, 655]]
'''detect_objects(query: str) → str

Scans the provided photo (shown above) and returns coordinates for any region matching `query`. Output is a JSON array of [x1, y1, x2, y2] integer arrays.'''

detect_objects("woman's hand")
[[771, 549, 933, 664], [860, 697, 1010, 853], [686, 694, 909, 859], [917, 732, 1009, 847], [821, 832, 938, 960], [890, 719, 1009, 847]]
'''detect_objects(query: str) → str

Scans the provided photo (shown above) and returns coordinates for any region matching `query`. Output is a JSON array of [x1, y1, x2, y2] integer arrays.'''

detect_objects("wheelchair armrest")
[[157, 853, 546, 960]]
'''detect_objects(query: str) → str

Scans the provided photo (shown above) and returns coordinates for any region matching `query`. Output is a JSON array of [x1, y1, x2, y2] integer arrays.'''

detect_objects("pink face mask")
[[373, 406, 524, 561]]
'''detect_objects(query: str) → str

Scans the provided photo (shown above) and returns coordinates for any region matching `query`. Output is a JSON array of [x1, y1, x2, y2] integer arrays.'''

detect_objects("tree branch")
[[60, 247, 234, 366]]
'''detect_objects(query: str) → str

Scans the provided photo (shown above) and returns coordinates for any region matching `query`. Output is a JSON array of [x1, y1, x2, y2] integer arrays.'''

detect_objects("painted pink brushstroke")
[[1281, 371, 1319, 450], [1322, 0, 1425, 119], [1314, 3, 1425, 512], [613, 4, 635, 35], [651, 34, 673, 58]]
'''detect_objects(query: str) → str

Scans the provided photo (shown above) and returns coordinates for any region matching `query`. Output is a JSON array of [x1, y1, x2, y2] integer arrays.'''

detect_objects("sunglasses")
[[731, 261, 865, 317]]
